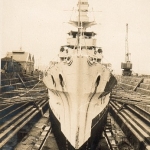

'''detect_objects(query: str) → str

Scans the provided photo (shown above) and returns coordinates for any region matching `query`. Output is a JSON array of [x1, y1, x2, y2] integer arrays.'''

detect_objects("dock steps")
[[15, 111, 58, 150], [0, 99, 48, 148], [110, 101, 150, 149], [0, 74, 49, 149]]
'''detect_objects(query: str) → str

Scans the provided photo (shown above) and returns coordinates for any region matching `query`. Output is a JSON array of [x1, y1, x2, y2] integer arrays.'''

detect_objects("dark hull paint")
[[49, 105, 108, 150]]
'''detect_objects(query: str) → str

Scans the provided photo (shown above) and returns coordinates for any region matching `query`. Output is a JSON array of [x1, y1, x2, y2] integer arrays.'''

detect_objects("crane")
[[121, 24, 132, 76]]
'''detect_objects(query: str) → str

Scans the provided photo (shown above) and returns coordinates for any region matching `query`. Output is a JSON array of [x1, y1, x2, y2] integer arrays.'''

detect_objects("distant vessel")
[[43, 0, 117, 149]]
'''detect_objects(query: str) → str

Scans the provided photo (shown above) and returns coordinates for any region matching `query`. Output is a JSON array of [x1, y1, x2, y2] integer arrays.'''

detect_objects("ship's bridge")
[[67, 31, 97, 47], [68, 31, 96, 37], [58, 31, 103, 65]]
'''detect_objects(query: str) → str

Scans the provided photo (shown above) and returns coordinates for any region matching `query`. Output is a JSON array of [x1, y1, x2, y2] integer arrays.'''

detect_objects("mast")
[[69, 0, 95, 29], [77, 0, 81, 51], [68, 0, 97, 51], [77, 0, 89, 54]]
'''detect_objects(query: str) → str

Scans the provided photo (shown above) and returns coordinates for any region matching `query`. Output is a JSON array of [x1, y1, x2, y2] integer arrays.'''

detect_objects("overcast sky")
[[1, 0, 150, 75]]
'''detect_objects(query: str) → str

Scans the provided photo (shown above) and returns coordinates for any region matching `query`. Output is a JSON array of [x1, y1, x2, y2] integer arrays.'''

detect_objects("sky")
[[1, 0, 150, 75]]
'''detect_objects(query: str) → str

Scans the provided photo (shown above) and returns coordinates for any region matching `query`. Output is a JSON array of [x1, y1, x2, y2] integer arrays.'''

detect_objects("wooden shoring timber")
[[1, 77, 18, 82], [1, 78, 19, 85], [20, 88, 47, 94], [0, 83, 22, 88], [111, 94, 150, 101], [18, 90, 48, 97], [111, 89, 147, 99], [0, 98, 48, 105], [0, 100, 48, 148], [1, 93, 47, 100], [23, 73, 39, 79], [110, 98, 141, 105], [1, 100, 35, 106], [22, 76, 39, 81], [110, 94, 142, 100], [111, 90, 137, 95], [110, 98, 150, 106], [8, 87, 46, 93], [133, 78, 144, 91], [2, 91, 47, 99], [0, 95, 48, 105], [0, 79, 44, 95], [1, 79, 39, 88]]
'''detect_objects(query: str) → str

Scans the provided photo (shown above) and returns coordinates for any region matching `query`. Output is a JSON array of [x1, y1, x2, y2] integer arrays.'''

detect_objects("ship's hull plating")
[[49, 104, 109, 150], [43, 56, 117, 149]]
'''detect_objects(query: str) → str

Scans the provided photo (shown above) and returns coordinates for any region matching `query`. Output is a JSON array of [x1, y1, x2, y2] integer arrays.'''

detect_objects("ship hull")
[[49, 104, 109, 150], [43, 56, 117, 149]]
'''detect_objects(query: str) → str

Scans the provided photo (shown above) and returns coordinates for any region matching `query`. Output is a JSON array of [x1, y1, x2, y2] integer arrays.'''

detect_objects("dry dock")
[[109, 76, 150, 150], [0, 72, 49, 149], [0, 74, 150, 150]]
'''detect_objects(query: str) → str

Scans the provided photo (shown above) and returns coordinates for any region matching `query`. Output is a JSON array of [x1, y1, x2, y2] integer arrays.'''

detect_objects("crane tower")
[[121, 24, 132, 76]]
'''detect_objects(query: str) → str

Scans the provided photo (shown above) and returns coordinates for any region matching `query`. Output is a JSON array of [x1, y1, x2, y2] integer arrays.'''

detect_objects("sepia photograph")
[[0, 0, 150, 150]]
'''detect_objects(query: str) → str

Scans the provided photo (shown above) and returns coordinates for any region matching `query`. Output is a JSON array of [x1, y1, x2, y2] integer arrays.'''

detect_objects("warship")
[[43, 0, 117, 149]]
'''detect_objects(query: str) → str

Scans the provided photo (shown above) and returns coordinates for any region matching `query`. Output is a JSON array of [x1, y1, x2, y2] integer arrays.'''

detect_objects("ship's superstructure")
[[43, 0, 117, 149]]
